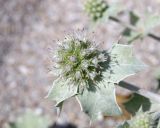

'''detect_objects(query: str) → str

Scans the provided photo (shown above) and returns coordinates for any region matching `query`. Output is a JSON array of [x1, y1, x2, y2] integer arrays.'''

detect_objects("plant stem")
[[118, 81, 160, 103], [109, 16, 136, 31], [109, 16, 160, 42]]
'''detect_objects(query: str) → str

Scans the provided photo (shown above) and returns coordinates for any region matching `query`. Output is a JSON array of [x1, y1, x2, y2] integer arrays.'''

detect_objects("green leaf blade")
[[104, 44, 146, 83], [47, 78, 78, 106], [77, 82, 122, 121]]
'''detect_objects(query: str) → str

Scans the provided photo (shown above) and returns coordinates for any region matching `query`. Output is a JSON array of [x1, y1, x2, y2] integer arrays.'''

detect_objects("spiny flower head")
[[130, 111, 152, 128], [84, 0, 108, 22], [53, 36, 108, 90]]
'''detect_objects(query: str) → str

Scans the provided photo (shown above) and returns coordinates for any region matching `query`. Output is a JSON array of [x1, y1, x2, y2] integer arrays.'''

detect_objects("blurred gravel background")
[[0, 0, 160, 128]]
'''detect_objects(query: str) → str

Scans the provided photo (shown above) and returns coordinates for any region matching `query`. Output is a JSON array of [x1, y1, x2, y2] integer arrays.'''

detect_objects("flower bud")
[[130, 112, 152, 128], [84, 0, 108, 22]]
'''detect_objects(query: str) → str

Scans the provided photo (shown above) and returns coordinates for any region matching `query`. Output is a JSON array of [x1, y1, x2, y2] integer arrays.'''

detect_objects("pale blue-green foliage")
[[6, 111, 49, 128], [104, 44, 146, 83], [77, 81, 122, 120], [123, 12, 160, 43], [48, 36, 146, 121], [47, 78, 78, 106], [77, 44, 146, 120]]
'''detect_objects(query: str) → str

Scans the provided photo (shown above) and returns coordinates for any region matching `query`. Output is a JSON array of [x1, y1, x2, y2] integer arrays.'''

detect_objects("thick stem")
[[118, 81, 160, 103]]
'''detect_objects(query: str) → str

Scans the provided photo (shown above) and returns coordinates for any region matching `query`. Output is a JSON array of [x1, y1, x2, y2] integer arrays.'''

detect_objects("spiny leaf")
[[56, 101, 63, 116], [103, 44, 146, 83], [47, 78, 78, 106], [77, 81, 122, 121], [77, 44, 146, 121]]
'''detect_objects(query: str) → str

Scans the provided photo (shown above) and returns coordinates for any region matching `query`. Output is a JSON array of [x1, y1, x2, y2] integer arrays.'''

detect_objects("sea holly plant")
[[83, 0, 160, 43], [122, 12, 160, 43], [47, 34, 146, 121], [46, 0, 160, 126]]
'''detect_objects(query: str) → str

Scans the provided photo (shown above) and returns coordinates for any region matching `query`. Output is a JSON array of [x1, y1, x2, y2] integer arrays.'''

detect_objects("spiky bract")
[[53, 36, 108, 90]]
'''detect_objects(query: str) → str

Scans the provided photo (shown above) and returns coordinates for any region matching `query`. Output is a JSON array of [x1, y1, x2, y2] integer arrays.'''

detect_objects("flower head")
[[130, 111, 153, 128], [53, 36, 108, 90], [84, 0, 108, 22]]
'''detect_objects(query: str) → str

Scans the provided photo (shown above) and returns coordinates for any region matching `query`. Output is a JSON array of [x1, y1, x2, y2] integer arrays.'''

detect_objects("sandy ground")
[[0, 0, 160, 128]]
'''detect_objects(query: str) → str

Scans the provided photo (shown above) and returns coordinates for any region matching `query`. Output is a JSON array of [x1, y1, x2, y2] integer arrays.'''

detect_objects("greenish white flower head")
[[53, 36, 108, 91], [130, 112, 152, 128], [84, 0, 108, 22]]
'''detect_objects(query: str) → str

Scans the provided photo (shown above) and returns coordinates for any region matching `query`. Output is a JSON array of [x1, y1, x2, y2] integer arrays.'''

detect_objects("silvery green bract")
[[47, 36, 146, 121]]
